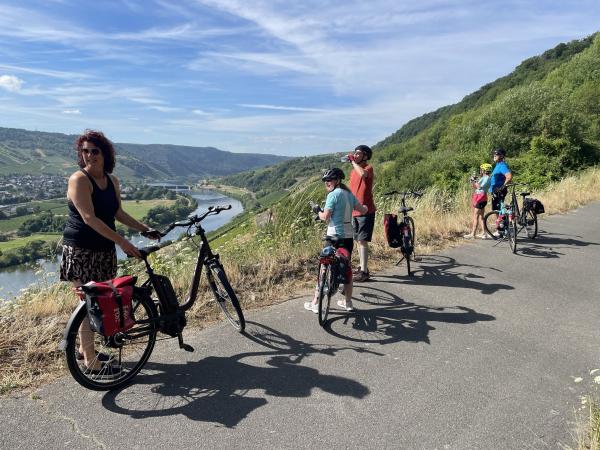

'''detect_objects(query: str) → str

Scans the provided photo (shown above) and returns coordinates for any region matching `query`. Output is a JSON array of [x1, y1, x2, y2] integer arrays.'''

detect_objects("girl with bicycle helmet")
[[305, 168, 367, 313], [464, 163, 492, 239]]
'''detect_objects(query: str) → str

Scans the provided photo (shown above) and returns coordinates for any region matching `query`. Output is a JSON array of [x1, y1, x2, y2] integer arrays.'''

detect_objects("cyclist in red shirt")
[[346, 144, 376, 282]]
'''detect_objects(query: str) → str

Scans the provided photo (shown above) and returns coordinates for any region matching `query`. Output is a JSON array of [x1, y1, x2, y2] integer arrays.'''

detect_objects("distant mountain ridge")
[[0, 127, 291, 180]]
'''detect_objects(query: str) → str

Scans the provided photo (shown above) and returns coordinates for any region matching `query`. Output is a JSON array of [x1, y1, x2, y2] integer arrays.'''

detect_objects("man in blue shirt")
[[489, 147, 512, 211]]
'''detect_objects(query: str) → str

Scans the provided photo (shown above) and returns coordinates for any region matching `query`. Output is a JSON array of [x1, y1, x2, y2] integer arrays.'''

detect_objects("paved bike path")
[[2, 202, 599, 449]]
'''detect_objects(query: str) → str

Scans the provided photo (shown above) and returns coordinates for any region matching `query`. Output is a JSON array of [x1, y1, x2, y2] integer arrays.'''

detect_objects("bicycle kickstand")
[[395, 255, 406, 266], [178, 333, 194, 352]]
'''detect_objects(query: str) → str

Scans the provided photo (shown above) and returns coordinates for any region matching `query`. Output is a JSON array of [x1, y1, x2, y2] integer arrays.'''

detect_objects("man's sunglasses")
[[81, 148, 101, 155]]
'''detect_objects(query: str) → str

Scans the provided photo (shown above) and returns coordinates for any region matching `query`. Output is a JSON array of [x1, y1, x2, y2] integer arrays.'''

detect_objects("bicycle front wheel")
[[524, 209, 538, 239], [64, 292, 158, 391], [317, 263, 333, 327], [207, 262, 245, 332], [507, 218, 518, 253], [483, 211, 500, 239]]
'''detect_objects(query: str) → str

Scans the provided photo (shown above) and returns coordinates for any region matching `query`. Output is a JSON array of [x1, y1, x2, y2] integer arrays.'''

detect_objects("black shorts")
[[353, 213, 375, 242], [325, 237, 354, 255], [474, 200, 488, 210]]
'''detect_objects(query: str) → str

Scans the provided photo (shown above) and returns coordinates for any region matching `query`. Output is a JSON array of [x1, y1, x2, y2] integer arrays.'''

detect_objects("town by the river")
[[0, 189, 242, 302]]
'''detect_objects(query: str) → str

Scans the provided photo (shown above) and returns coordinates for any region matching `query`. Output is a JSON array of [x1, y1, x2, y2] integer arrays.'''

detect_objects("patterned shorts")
[[60, 245, 117, 284]]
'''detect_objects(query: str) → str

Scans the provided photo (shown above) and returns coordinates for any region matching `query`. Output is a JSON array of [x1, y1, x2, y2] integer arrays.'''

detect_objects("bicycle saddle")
[[520, 192, 531, 197], [400, 206, 413, 213]]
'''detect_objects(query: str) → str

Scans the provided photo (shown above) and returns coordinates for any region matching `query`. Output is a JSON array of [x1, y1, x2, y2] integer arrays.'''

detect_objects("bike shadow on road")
[[516, 230, 599, 258], [101, 321, 376, 427], [323, 285, 495, 346], [375, 254, 514, 295]]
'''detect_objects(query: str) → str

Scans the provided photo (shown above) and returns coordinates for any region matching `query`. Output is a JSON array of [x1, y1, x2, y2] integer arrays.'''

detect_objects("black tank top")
[[63, 169, 119, 251]]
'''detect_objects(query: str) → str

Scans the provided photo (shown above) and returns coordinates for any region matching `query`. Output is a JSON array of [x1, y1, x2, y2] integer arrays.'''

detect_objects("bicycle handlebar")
[[156, 204, 232, 236], [383, 190, 423, 197]]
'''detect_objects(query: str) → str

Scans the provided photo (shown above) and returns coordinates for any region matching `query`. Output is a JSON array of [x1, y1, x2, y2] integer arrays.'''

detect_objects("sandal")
[[76, 351, 112, 362], [84, 362, 122, 377]]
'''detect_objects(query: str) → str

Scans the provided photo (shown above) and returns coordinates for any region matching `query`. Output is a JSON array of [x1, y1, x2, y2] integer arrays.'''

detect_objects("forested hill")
[[373, 33, 600, 191], [218, 32, 600, 203], [0, 127, 291, 181]]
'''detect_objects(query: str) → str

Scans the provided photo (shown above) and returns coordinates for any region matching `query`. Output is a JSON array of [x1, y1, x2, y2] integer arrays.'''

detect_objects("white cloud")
[[62, 109, 81, 115], [0, 75, 24, 92], [239, 104, 327, 112]]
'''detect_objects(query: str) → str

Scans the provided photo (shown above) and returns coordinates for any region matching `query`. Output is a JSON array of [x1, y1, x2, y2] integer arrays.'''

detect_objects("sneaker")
[[492, 231, 502, 238], [304, 302, 318, 313], [354, 270, 370, 282], [336, 300, 355, 312], [463, 233, 474, 239], [338, 284, 346, 295], [477, 233, 488, 240]]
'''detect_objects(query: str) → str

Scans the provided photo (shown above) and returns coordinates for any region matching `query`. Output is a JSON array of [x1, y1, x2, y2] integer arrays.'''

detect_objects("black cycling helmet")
[[354, 144, 372, 160], [493, 147, 506, 157], [322, 167, 345, 182]]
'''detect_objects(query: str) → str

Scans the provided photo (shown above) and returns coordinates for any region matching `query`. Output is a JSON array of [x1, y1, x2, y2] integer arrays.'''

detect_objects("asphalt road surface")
[[2, 202, 599, 449]]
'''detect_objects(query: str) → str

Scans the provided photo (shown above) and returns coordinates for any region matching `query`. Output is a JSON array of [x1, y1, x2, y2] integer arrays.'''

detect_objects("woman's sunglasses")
[[81, 147, 101, 155]]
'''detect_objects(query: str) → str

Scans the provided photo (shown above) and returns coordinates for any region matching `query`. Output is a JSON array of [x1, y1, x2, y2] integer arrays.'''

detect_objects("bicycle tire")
[[64, 292, 158, 391], [317, 263, 333, 327], [524, 209, 538, 239], [207, 262, 245, 332], [408, 216, 416, 249], [403, 218, 414, 276], [483, 210, 500, 239], [507, 217, 517, 253]]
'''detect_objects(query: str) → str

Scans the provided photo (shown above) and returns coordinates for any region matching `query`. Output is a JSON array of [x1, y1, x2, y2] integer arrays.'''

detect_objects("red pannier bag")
[[82, 275, 137, 337], [383, 213, 402, 248]]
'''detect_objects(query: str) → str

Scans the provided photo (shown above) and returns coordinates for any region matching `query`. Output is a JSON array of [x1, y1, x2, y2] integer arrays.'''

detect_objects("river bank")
[[0, 190, 242, 302]]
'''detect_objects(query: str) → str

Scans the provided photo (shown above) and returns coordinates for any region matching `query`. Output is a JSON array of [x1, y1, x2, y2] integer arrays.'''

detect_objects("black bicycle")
[[383, 191, 422, 276], [483, 183, 538, 253], [60, 205, 245, 391]]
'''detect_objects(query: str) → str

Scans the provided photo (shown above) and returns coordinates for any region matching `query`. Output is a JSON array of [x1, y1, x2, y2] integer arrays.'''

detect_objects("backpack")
[[383, 213, 402, 248], [82, 275, 137, 337]]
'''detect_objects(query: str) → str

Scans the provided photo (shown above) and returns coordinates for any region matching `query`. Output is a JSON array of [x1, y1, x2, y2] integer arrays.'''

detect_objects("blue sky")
[[0, 0, 599, 156]]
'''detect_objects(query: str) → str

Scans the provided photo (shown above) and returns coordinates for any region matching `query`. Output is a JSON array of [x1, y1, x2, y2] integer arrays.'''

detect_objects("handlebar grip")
[[135, 240, 173, 258]]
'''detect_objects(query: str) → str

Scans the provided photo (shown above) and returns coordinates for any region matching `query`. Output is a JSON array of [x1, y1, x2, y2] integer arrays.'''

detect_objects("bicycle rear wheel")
[[207, 262, 245, 332], [317, 263, 333, 327], [524, 209, 538, 239], [507, 218, 518, 253], [402, 218, 414, 276], [64, 292, 157, 391], [483, 211, 500, 239]]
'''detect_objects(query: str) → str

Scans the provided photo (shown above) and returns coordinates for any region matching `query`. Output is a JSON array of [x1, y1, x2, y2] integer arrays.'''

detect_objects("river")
[[0, 189, 242, 302]]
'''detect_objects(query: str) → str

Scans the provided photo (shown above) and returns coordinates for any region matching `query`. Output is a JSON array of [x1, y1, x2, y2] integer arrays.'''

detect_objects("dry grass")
[[2, 167, 600, 395]]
